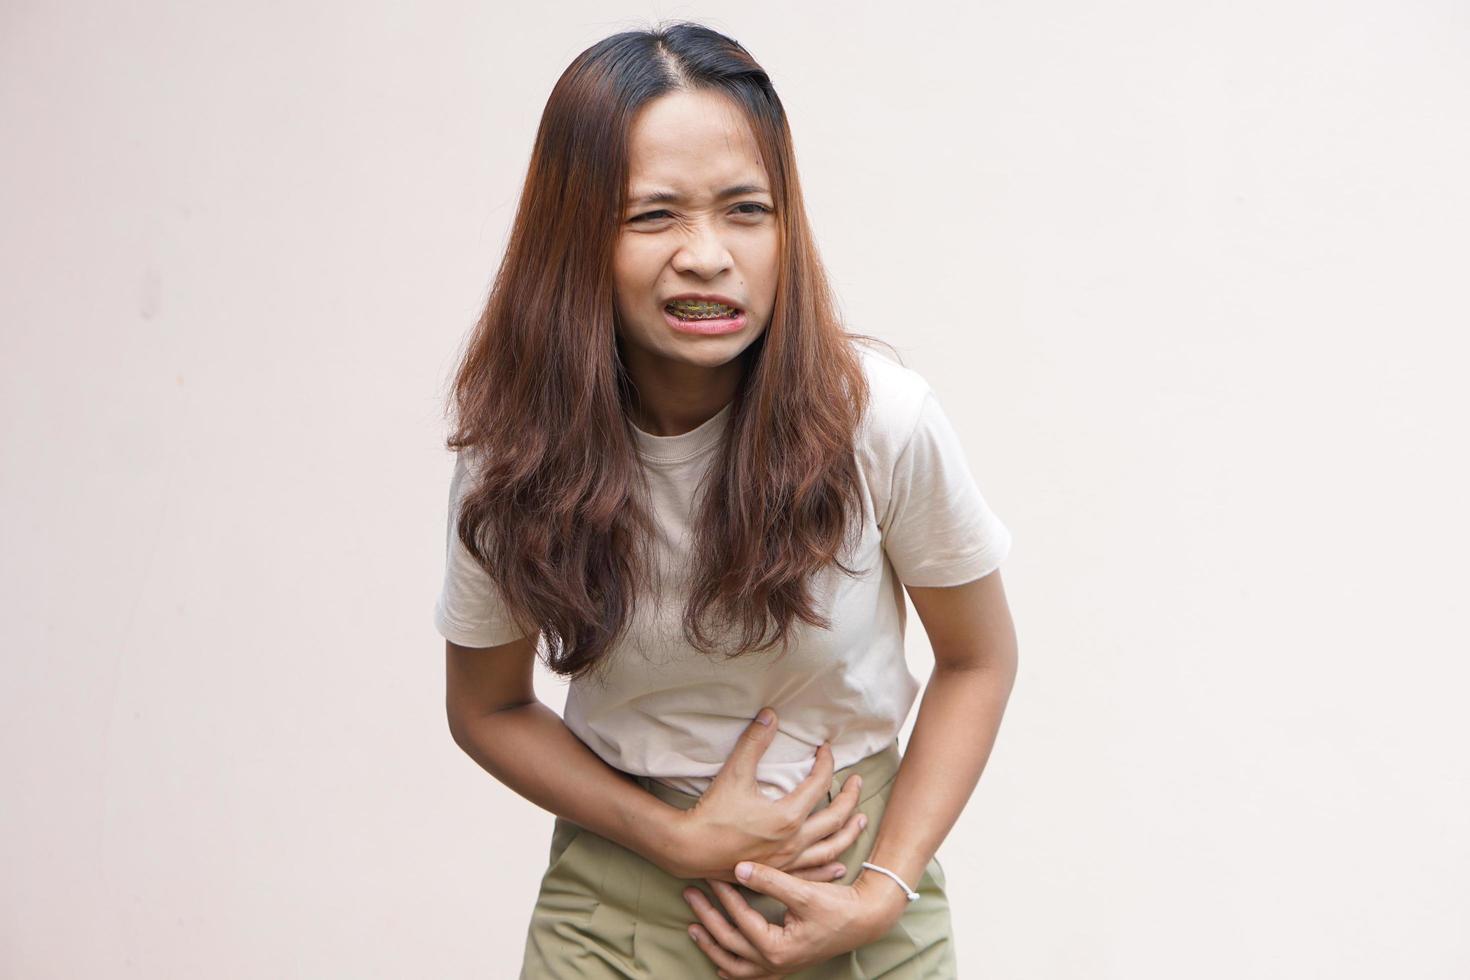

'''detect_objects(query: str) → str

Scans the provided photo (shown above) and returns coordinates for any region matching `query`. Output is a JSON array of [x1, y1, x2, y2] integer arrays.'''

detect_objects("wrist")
[[652, 805, 699, 878], [853, 868, 912, 935], [618, 778, 696, 877]]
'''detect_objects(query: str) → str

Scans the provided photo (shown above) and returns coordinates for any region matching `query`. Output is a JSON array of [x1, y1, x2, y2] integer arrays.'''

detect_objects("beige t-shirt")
[[434, 344, 1012, 799]]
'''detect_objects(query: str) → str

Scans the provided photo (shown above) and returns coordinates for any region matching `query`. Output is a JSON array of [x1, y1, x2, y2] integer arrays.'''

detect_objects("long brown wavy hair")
[[444, 21, 899, 681]]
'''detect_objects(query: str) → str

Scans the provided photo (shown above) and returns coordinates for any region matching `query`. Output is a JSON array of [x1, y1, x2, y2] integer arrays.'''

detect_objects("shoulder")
[[447, 444, 493, 515], [851, 340, 934, 464]]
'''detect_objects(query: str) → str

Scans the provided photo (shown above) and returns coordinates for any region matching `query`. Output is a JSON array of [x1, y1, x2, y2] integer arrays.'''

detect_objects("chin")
[[666, 344, 745, 368]]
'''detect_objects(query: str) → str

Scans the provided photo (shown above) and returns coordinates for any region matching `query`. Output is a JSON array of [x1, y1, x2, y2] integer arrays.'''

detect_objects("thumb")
[[722, 707, 778, 784], [734, 860, 812, 912]]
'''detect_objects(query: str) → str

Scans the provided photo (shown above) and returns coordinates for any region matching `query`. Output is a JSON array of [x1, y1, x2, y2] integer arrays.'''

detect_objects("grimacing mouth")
[[663, 298, 743, 319]]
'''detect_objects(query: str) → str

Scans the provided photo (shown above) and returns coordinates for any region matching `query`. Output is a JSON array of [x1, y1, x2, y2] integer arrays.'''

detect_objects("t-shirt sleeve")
[[880, 386, 1013, 587], [432, 452, 536, 648]]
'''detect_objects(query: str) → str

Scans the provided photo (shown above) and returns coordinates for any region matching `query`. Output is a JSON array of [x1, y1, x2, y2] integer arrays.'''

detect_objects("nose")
[[669, 218, 734, 279]]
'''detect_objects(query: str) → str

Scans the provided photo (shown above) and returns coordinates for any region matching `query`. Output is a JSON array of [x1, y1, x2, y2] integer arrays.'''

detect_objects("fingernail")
[[858, 815, 868, 830], [854, 775, 863, 791], [756, 708, 773, 726], [832, 866, 846, 879], [736, 861, 753, 881], [689, 926, 699, 941]]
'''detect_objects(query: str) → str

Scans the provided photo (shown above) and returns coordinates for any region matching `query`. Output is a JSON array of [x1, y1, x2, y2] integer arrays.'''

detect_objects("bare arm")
[[445, 634, 691, 876], [857, 568, 1019, 925]]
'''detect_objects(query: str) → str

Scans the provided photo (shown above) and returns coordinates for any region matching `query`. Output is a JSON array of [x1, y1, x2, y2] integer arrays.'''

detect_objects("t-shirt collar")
[[630, 399, 734, 463]]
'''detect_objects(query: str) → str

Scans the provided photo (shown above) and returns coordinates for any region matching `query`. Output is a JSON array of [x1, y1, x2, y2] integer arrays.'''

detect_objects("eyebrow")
[[627, 183, 771, 207]]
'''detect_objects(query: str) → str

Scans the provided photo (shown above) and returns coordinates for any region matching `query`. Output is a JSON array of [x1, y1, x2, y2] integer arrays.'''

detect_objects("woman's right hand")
[[668, 708, 868, 884]]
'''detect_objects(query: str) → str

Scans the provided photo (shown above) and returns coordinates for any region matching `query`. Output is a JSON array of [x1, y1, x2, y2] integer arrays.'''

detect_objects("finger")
[[688, 923, 768, 977], [789, 810, 867, 870], [705, 878, 802, 969], [706, 877, 788, 957], [725, 862, 815, 916], [682, 887, 765, 963], [789, 772, 863, 848], [787, 862, 849, 883], [720, 708, 779, 785], [778, 741, 836, 818]]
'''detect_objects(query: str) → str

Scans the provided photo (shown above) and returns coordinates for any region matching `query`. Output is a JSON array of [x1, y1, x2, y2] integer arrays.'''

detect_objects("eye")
[[627, 203, 773, 224]]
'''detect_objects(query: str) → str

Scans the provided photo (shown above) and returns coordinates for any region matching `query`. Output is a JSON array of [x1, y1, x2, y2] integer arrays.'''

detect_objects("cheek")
[[613, 248, 663, 297], [754, 244, 780, 307], [752, 230, 779, 274], [615, 230, 664, 263]]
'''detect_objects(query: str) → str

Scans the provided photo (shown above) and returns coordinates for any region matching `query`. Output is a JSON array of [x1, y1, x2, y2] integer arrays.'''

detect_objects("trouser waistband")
[[631, 738, 902, 811]]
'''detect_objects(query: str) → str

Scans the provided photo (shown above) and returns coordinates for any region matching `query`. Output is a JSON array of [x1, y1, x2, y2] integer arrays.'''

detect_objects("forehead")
[[625, 89, 769, 201]]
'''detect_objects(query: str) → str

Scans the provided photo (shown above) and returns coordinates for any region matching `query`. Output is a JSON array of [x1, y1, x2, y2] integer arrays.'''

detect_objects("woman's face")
[[613, 88, 779, 378]]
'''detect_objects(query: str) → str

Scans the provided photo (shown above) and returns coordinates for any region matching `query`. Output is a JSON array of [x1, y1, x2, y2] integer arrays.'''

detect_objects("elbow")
[[446, 706, 474, 752], [445, 697, 536, 750]]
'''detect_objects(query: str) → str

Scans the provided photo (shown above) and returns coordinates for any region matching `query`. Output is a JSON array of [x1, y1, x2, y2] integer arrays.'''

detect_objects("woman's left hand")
[[682, 860, 906, 977]]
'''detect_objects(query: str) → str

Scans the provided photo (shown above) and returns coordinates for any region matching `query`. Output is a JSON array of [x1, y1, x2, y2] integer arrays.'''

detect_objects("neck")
[[622, 347, 745, 437]]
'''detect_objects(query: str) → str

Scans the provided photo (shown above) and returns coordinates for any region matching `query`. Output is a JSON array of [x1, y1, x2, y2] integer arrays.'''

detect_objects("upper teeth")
[[667, 299, 737, 315]]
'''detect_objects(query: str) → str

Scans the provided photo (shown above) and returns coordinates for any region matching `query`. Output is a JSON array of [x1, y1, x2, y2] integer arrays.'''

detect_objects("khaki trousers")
[[518, 739, 958, 978]]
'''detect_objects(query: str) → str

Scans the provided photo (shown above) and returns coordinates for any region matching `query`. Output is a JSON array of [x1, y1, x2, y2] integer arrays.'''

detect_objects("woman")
[[435, 21, 1019, 979]]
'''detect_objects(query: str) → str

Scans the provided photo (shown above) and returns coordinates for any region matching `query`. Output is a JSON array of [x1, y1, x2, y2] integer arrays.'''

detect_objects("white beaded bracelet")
[[860, 861, 920, 902]]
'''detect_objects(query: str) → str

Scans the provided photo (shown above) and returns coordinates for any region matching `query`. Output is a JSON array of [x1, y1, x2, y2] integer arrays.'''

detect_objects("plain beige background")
[[3, 2, 1467, 977]]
